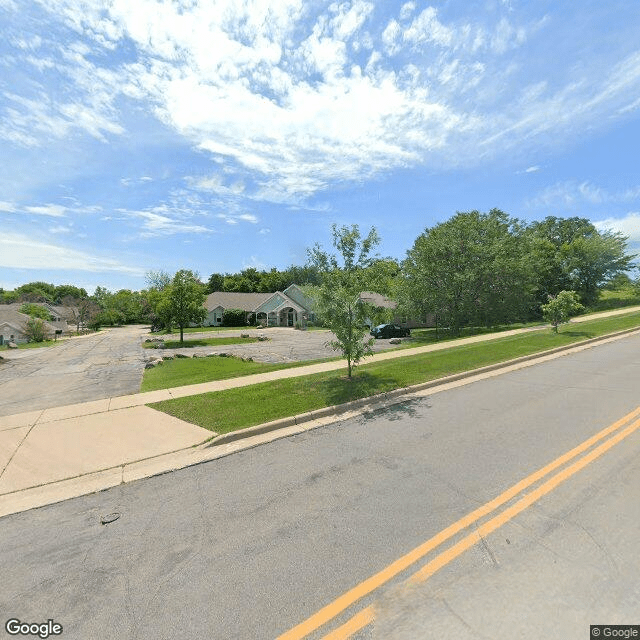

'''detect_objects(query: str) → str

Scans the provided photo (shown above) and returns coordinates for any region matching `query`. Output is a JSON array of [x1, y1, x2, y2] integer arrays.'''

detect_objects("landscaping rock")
[[257, 335, 268, 341], [241, 333, 250, 338], [389, 338, 402, 344], [175, 353, 189, 358], [7, 342, 18, 349], [163, 355, 174, 361]]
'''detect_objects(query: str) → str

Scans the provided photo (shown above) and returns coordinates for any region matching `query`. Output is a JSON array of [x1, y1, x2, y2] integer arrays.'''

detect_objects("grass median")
[[148, 311, 640, 435], [143, 335, 261, 350]]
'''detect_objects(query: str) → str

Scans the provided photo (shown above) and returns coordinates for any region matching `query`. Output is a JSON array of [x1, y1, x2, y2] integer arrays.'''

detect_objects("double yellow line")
[[278, 406, 640, 640]]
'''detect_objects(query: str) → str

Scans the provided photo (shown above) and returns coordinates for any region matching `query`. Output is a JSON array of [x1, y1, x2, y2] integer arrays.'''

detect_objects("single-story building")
[[0, 308, 57, 344], [2, 302, 73, 335], [204, 284, 316, 327], [358, 291, 435, 329]]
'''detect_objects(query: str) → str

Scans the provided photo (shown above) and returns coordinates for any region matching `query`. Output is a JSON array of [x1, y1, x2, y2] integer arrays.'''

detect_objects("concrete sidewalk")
[[1, 307, 639, 518]]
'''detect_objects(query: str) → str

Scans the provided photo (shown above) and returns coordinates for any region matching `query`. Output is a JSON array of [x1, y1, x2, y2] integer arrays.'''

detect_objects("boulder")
[[389, 338, 402, 344], [241, 333, 250, 338], [7, 342, 18, 349]]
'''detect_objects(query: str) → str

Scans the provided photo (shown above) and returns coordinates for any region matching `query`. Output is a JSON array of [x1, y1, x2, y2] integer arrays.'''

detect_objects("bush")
[[222, 308, 246, 326], [24, 317, 48, 342]]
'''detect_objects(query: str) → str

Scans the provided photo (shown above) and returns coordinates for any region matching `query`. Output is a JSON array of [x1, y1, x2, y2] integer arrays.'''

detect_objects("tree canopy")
[[401, 209, 534, 334]]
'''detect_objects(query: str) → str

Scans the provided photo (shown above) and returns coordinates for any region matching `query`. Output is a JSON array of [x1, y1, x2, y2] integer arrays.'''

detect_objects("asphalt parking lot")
[[152, 326, 406, 363]]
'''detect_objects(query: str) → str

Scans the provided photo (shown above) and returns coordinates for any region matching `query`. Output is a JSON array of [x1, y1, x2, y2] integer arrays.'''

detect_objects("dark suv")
[[370, 323, 411, 338]]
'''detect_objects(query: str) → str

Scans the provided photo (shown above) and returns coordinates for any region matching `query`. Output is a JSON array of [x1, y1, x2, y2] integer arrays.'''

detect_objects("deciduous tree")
[[541, 290, 584, 332], [308, 224, 380, 378], [167, 270, 206, 343]]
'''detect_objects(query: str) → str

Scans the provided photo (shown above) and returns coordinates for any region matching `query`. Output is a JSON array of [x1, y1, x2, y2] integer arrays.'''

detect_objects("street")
[[1, 333, 639, 639]]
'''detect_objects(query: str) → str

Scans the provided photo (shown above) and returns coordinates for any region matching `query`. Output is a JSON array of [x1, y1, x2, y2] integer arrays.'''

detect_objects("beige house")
[[204, 285, 316, 327], [0, 308, 57, 344]]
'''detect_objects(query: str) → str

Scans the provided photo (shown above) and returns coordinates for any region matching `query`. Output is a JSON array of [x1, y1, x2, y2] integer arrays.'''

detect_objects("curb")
[[2, 324, 639, 519], [206, 325, 640, 447]]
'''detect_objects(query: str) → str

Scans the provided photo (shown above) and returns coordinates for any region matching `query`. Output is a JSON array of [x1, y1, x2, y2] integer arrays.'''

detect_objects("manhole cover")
[[100, 512, 121, 525]]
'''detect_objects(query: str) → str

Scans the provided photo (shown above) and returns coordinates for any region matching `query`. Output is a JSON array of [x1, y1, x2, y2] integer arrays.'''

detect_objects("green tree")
[[167, 270, 206, 343], [19, 303, 52, 321], [24, 317, 48, 342], [15, 282, 56, 302], [541, 290, 584, 333], [527, 216, 636, 307], [54, 284, 87, 303], [206, 272, 225, 293], [92, 286, 111, 310], [402, 210, 533, 335], [145, 270, 172, 291], [308, 224, 380, 378]]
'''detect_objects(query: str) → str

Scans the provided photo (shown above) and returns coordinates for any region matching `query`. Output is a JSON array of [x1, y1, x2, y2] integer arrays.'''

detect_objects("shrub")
[[24, 317, 48, 342], [222, 308, 246, 326]]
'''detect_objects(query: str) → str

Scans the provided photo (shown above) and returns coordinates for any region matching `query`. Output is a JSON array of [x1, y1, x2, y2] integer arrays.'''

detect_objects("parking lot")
[[153, 326, 406, 363]]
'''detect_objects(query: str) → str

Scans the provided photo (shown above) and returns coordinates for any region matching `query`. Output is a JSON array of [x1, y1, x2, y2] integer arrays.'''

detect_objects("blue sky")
[[1, 0, 639, 292]]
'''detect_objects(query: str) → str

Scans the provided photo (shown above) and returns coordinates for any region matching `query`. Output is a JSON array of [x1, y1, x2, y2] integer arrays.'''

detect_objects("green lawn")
[[0, 339, 63, 351], [143, 336, 262, 349], [141, 354, 332, 391], [150, 325, 251, 335], [149, 311, 640, 435]]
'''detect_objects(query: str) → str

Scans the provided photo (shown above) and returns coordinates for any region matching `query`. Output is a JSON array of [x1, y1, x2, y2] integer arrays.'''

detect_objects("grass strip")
[[140, 354, 336, 392], [148, 312, 640, 434], [143, 336, 261, 349]]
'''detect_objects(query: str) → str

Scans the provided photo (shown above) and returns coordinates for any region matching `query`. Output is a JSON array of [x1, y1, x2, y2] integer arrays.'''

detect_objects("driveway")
[[0, 326, 148, 416]]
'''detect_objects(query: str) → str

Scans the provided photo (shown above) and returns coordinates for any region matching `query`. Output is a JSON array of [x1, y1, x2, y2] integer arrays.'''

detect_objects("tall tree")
[[167, 270, 206, 343], [308, 224, 380, 378], [526, 216, 636, 307], [401, 210, 533, 334]]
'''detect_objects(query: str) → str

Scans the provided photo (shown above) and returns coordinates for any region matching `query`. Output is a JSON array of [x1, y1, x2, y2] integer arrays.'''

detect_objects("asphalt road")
[[0, 333, 639, 639], [0, 326, 148, 416]]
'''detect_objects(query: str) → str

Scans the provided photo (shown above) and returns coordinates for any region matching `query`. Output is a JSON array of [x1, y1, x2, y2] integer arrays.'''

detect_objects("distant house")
[[3, 302, 72, 335], [358, 291, 435, 329], [204, 284, 316, 327], [0, 308, 56, 344]]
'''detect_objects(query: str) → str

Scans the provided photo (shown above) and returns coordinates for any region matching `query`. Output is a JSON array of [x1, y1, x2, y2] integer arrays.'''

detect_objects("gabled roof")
[[255, 291, 306, 314], [358, 291, 398, 309], [204, 292, 272, 313], [0, 307, 57, 334]]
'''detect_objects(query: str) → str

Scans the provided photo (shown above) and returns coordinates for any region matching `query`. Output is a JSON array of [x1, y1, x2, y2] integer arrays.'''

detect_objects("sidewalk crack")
[[0, 409, 45, 481]]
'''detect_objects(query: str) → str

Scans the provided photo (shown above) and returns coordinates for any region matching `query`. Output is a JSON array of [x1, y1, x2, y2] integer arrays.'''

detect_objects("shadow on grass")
[[318, 371, 401, 407]]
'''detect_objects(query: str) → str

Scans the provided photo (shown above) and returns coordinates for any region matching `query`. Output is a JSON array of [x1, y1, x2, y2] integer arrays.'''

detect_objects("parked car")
[[370, 323, 411, 338]]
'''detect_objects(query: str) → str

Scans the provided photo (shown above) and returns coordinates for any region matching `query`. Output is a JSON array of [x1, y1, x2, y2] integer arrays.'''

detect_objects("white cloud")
[[7, 1, 640, 207], [0, 232, 143, 274], [594, 212, 640, 242], [0, 201, 18, 213], [25, 203, 67, 217], [531, 181, 640, 209], [128, 209, 210, 236], [216, 212, 258, 225]]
